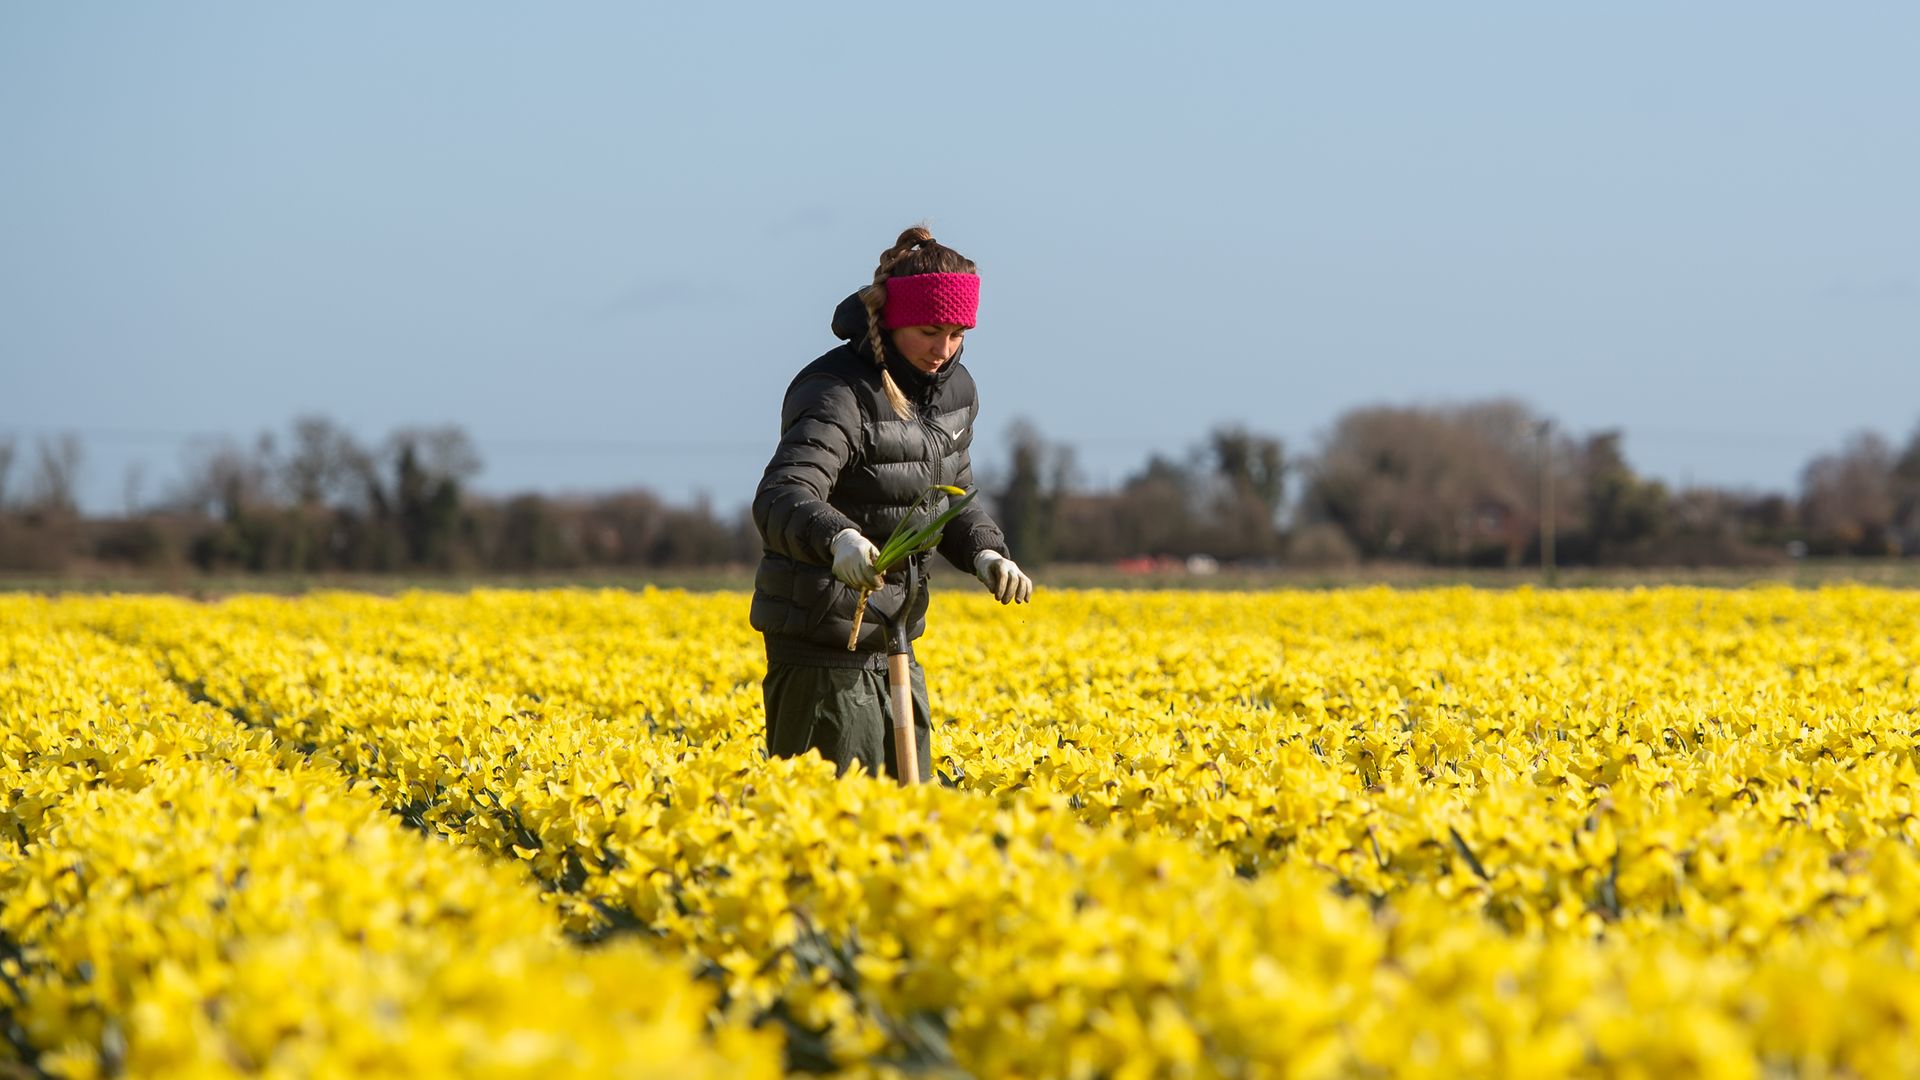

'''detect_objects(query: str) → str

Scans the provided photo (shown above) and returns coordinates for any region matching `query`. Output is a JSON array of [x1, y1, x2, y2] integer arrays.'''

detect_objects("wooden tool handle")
[[888, 652, 919, 785]]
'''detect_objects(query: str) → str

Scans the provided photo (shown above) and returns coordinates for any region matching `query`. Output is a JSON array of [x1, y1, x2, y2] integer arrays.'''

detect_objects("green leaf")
[[874, 489, 977, 574]]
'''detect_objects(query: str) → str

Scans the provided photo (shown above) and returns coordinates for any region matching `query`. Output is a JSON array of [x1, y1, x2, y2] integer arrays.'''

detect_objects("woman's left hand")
[[972, 550, 1033, 604]]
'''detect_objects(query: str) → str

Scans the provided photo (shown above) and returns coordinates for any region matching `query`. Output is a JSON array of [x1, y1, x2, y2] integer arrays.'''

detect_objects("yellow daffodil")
[[8, 585, 1920, 1077]]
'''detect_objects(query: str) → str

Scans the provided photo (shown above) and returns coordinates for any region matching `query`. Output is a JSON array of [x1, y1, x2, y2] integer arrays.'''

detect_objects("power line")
[[0, 424, 1240, 458], [1613, 424, 1844, 449], [0, 420, 1889, 459], [0, 425, 771, 455]]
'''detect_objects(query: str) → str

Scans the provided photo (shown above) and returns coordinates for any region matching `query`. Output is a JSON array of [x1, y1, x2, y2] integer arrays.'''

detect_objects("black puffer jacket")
[[750, 290, 1010, 667]]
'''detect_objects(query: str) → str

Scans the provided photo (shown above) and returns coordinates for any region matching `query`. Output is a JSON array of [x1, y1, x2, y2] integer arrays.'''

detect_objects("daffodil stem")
[[846, 588, 872, 651]]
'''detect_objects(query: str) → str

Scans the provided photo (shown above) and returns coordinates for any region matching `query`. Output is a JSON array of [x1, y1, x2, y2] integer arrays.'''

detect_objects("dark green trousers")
[[763, 658, 934, 783]]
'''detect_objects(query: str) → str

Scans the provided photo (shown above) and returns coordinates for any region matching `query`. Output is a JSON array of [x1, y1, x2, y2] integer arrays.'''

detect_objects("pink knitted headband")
[[883, 272, 980, 329]]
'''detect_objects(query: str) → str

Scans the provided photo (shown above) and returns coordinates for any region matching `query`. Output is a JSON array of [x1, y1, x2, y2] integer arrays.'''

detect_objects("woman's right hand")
[[830, 528, 883, 590]]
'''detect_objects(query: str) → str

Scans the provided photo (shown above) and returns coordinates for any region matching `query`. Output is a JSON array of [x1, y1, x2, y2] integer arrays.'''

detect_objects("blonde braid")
[[865, 233, 928, 421]]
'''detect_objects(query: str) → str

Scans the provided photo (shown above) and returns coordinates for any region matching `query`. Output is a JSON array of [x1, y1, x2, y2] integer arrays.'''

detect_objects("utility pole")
[[1537, 420, 1556, 585]]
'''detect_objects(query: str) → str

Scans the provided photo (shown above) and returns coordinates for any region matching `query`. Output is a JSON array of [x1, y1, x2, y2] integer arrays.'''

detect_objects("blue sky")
[[3, 3, 1915, 515]]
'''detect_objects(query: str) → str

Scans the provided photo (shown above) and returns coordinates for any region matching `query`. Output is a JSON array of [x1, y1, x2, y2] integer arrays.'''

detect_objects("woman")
[[750, 226, 1034, 782]]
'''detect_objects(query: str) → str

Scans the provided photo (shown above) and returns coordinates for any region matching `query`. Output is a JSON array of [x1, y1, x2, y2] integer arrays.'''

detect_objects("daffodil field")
[[5, 586, 1920, 1078]]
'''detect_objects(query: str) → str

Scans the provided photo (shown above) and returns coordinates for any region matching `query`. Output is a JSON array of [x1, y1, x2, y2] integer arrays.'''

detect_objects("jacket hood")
[[830, 289, 871, 343], [829, 288, 962, 397]]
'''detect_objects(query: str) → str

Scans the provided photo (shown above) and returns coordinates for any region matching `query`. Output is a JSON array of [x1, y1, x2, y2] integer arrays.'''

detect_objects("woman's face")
[[890, 324, 968, 375]]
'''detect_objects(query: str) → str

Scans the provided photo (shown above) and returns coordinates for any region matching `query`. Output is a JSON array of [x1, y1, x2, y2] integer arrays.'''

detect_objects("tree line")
[[0, 419, 753, 575], [1002, 401, 1920, 568], [2, 402, 1918, 575]]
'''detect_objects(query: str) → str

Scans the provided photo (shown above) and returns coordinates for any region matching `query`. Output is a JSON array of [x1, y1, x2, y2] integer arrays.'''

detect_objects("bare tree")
[[1800, 430, 1898, 555], [1577, 430, 1670, 561], [408, 425, 482, 484], [28, 433, 84, 516], [122, 462, 147, 517], [280, 415, 368, 508], [378, 426, 483, 569], [1895, 421, 1920, 555], [1206, 426, 1288, 559], [174, 437, 274, 521], [1302, 399, 1570, 565], [0, 436, 14, 509], [995, 419, 1076, 566]]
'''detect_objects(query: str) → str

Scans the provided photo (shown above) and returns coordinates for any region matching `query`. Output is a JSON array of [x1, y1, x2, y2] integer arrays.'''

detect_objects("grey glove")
[[830, 528, 883, 590], [972, 550, 1033, 604]]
